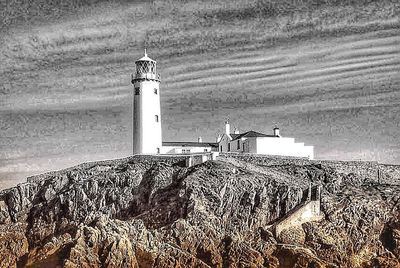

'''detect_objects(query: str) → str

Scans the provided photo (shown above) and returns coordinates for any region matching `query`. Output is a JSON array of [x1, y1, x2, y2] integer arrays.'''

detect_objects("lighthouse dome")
[[136, 49, 156, 62]]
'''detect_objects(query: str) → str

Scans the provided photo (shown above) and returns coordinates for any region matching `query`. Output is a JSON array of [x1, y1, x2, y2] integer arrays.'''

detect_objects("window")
[[143, 63, 149, 73], [220, 145, 222, 152], [228, 143, 230, 152], [237, 140, 240, 150], [154, 88, 158, 94], [204, 149, 208, 152], [134, 87, 140, 95], [155, 115, 159, 122], [182, 149, 191, 153]]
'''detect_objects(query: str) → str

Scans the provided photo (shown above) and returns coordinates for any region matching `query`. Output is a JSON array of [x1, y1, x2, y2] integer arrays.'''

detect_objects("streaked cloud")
[[1, 0, 400, 189]]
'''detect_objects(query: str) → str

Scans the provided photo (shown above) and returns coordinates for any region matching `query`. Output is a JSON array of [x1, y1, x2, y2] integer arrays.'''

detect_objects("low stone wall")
[[25, 153, 224, 185], [320, 160, 379, 182], [22, 153, 400, 186], [217, 153, 400, 184], [218, 152, 309, 164], [274, 200, 322, 237], [26, 155, 188, 184], [185, 152, 219, 167], [378, 164, 400, 185]]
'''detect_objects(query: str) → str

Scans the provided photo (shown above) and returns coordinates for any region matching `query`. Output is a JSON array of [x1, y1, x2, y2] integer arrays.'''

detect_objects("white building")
[[217, 122, 314, 159], [161, 141, 218, 154], [132, 51, 314, 159]]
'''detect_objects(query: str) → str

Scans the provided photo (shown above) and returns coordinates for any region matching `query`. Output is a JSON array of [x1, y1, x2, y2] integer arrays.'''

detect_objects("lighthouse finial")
[[144, 48, 147, 57]]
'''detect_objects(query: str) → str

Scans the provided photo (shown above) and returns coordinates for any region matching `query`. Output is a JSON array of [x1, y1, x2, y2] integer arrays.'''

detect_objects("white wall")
[[133, 80, 162, 154], [161, 146, 213, 154], [255, 137, 314, 159], [275, 201, 322, 237]]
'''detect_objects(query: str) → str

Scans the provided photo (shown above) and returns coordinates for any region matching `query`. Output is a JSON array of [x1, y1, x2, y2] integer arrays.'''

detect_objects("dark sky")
[[1, 0, 400, 189]]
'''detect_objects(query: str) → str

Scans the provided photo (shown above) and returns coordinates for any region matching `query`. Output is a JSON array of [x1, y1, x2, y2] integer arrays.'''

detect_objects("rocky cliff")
[[0, 155, 399, 268]]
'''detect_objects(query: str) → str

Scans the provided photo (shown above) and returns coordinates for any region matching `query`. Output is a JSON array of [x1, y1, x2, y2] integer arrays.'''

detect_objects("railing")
[[131, 73, 161, 82]]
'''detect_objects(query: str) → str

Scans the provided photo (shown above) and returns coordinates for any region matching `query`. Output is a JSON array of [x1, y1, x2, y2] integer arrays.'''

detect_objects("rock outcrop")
[[0, 155, 399, 267]]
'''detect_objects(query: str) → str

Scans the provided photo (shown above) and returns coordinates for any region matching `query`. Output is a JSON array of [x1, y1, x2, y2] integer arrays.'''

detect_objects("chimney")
[[273, 127, 280, 137], [198, 136, 202, 143], [225, 121, 230, 135], [234, 128, 239, 134]]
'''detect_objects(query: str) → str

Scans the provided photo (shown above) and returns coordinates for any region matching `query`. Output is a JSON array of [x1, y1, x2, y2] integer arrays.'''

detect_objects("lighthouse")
[[132, 50, 162, 154]]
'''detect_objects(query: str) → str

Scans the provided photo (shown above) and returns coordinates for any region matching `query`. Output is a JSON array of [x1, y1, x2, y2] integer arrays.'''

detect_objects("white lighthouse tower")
[[132, 50, 162, 154]]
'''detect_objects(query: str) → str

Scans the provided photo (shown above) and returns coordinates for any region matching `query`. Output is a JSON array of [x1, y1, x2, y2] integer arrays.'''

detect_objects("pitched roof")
[[162, 142, 218, 148], [231, 131, 277, 141], [229, 133, 241, 140], [137, 55, 155, 62], [136, 50, 156, 62]]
